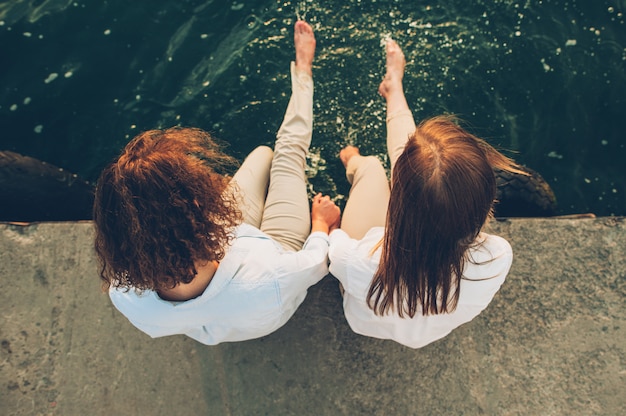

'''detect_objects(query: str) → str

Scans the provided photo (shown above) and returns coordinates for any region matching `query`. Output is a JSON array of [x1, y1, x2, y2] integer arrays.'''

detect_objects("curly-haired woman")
[[328, 39, 521, 349], [94, 21, 340, 345]]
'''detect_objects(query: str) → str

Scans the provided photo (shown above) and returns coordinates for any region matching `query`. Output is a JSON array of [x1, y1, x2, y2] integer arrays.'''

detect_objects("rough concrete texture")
[[0, 218, 624, 416]]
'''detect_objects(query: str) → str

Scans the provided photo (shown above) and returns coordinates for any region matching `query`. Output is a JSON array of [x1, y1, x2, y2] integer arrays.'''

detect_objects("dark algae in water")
[[0, 0, 624, 217]]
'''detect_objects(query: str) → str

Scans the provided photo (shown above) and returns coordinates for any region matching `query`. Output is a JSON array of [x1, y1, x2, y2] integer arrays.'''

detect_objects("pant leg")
[[386, 109, 416, 174], [340, 155, 390, 240], [230, 146, 273, 228], [260, 62, 313, 251], [339, 109, 416, 240]]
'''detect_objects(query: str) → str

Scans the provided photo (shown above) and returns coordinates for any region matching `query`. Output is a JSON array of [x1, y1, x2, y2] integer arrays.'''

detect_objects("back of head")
[[368, 115, 518, 317], [93, 127, 241, 292]]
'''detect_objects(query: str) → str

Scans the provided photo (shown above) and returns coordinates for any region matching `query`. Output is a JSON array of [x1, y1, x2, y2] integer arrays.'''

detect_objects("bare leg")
[[379, 39, 416, 173], [260, 21, 316, 251]]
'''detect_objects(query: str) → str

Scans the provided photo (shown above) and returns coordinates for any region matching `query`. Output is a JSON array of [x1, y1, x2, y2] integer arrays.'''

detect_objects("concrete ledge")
[[1, 218, 625, 415]]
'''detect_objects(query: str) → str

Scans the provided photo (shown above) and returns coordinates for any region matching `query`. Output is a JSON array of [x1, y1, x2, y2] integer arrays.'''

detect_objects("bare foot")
[[378, 39, 405, 99], [294, 20, 315, 76], [339, 145, 360, 168]]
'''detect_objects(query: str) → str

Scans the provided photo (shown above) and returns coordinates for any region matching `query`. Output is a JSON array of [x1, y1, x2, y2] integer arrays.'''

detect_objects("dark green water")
[[1, 0, 625, 216]]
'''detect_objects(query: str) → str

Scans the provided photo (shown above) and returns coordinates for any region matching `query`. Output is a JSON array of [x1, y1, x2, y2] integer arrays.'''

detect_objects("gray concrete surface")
[[0, 218, 625, 415]]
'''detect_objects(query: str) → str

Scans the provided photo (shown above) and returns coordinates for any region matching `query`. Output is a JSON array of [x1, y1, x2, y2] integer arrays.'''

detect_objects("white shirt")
[[328, 227, 512, 349], [109, 223, 329, 345]]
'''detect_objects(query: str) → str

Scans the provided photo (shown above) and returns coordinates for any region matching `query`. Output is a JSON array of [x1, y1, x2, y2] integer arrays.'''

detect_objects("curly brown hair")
[[93, 127, 242, 291]]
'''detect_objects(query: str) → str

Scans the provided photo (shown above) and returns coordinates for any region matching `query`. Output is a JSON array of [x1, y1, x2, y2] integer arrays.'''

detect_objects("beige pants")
[[231, 63, 313, 252], [340, 109, 416, 239]]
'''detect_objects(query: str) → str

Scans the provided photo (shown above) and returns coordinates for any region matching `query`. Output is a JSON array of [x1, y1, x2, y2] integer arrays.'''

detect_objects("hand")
[[311, 193, 341, 234]]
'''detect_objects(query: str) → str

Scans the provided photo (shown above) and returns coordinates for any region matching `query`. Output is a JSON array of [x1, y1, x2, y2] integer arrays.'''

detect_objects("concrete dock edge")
[[1, 218, 625, 415]]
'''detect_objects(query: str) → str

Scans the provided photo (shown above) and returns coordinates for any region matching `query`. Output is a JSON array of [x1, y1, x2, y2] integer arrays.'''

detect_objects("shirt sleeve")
[[328, 228, 353, 288], [273, 231, 330, 292]]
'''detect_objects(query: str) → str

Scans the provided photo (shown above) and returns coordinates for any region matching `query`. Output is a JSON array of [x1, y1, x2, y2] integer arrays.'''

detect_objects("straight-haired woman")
[[328, 39, 521, 348]]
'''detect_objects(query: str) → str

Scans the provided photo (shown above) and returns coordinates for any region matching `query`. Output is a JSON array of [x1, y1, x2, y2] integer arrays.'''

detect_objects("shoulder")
[[329, 227, 384, 292], [329, 227, 383, 268], [475, 232, 512, 260], [463, 232, 513, 281], [329, 227, 384, 249]]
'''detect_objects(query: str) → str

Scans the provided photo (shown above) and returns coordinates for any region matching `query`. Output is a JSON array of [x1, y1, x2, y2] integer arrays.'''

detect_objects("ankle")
[[295, 62, 312, 77]]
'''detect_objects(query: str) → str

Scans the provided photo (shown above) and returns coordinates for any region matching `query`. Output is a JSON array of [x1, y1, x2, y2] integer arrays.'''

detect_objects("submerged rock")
[[0, 152, 560, 222], [494, 165, 558, 217], [0, 151, 94, 222]]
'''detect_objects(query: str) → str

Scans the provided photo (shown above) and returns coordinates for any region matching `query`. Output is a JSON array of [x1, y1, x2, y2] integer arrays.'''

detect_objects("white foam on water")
[[380, 33, 393, 48], [305, 147, 324, 177], [295, 1, 310, 21], [44, 73, 58, 83]]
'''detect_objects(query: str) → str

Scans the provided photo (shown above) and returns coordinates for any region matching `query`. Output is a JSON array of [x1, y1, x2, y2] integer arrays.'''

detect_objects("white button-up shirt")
[[329, 227, 512, 349], [109, 223, 329, 345]]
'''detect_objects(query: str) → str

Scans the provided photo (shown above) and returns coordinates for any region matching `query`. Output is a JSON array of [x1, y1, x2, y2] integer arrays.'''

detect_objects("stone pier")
[[1, 218, 624, 415]]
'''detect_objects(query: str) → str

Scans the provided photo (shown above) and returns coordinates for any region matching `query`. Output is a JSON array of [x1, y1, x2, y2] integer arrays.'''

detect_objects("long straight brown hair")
[[367, 116, 521, 317]]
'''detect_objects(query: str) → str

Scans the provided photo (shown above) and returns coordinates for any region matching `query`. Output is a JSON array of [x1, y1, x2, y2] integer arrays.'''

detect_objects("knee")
[[348, 155, 386, 183], [243, 146, 274, 168], [251, 145, 274, 160], [363, 155, 383, 166], [357, 155, 385, 173]]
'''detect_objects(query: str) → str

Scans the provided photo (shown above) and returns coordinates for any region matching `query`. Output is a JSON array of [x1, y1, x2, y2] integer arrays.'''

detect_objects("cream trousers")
[[231, 63, 313, 252], [340, 109, 416, 239]]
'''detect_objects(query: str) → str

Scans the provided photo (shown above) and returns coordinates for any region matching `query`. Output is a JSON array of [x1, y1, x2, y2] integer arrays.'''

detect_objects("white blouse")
[[328, 227, 512, 348], [110, 223, 330, 345]]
